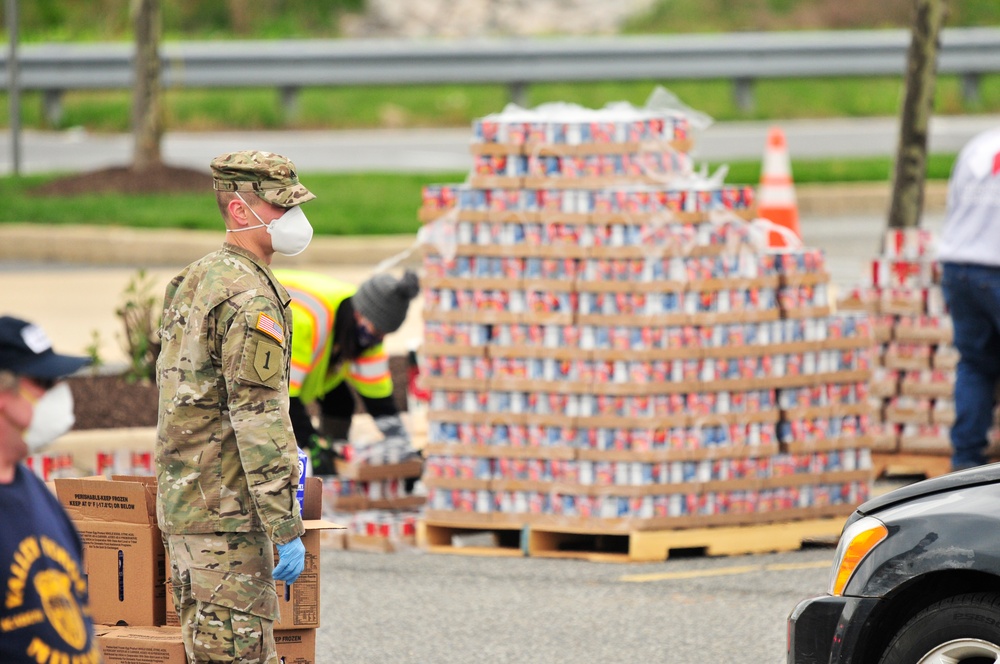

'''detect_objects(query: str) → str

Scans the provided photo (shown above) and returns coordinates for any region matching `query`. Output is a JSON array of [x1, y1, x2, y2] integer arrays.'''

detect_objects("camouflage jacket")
[[155, 243, 304, 545]]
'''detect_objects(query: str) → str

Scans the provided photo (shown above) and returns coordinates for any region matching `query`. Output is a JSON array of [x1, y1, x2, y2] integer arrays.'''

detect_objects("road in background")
[[2, 114, 998, 176]]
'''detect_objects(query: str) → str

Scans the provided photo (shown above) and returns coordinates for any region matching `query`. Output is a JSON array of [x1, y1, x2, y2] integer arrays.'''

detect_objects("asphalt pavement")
[[317, 545, 836, 663], [1, 113, 998, 176]]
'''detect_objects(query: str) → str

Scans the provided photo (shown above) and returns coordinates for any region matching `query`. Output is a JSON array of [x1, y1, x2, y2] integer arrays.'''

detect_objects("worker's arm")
[[287, 395, 319, 450], [359, 393, 417, 461]]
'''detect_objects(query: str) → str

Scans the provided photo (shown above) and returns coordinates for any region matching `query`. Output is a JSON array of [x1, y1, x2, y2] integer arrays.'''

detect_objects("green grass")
[[0, 172, 465, 235], [0, 157, 955, 235], [11, 0, 365, 42], [9, 73, 1000, 133], [721, 153, 956, 184]]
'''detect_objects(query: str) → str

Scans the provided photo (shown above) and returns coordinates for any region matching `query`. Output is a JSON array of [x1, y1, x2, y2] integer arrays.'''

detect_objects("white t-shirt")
[[937, 127, 1000, 266]]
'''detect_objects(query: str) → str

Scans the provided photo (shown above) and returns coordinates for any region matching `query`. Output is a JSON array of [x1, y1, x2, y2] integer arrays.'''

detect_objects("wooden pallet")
[[420, 515, 848, 563], [418, 520, 527, 558], [334, 459, 423, 482], [319, 530, 417, 553], [873, 453, 951, 480], [873, 452, 1000, 480], [529, 517, 847, 562], [326, 494, 426, 512]]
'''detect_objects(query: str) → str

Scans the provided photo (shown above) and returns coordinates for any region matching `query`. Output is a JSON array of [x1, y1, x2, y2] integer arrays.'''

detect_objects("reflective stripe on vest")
[[343, 349, 394, 399], [350, 350, 391, 385], [283, 284, 334, 392]]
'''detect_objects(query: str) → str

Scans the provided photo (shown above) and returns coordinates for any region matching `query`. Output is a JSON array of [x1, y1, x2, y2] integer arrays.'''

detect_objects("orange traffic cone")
[[757, 126, 801, 248]]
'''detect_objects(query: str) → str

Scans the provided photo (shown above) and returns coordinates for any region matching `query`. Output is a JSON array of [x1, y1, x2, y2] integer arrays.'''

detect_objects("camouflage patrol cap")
[[211, 150, 316, 208]]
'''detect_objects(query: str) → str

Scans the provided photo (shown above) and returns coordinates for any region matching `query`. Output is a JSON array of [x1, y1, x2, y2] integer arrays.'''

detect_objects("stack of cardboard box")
[[839, 228, 999, 472], [53, 475, 340, 663], [416, 102, 874, 533]]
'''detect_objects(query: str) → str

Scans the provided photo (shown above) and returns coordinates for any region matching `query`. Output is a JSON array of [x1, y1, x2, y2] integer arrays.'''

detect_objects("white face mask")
[[24, 382, 76, 452], [228, 192, 313, 256]]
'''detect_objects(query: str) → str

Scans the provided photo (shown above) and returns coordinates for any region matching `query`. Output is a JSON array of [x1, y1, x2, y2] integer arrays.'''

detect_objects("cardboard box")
[[932, 345, 960, 370], [345, 532, 417, 553], [165, 478, 343, 632], [932, 401, 956, 426], [335, 458, 424, 482], [275, 629, 317, 664], [55, 476, 166, 626], [98, 625, 314, 664], [96, 625, 185, 664], [273, 527, 321, 630], [166, 526, 333, 631], [164, 570, 179, 628], [869, 424, 900, 453], [885, 398, 933, 425], [900, 370, 955, 399]]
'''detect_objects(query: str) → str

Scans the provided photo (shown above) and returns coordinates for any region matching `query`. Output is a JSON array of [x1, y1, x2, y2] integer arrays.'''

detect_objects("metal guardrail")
[[4, 28, 1000, 123]]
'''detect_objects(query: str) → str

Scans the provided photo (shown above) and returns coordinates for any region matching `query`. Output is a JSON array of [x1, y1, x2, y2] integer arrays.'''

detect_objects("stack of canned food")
[[418, 101, 874, 529]]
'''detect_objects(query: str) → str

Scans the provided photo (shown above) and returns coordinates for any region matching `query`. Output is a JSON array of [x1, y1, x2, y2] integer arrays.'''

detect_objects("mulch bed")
[[29, 164, 211, 196], [68, 374, 159, 430]]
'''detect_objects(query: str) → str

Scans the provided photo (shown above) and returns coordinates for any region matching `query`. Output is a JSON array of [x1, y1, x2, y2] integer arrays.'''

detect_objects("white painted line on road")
[[619, 559, 832, 583]]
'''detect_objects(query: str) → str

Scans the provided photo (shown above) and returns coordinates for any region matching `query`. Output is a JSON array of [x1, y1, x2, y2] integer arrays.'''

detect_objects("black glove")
[[307, 434, 340, 476]]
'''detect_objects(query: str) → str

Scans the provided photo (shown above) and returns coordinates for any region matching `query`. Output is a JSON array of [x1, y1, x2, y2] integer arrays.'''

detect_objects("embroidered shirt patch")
[[255, 312, 285, 344]]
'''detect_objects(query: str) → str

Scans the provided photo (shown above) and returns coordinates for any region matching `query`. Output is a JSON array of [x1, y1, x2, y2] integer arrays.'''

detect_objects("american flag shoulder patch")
[[255, 312, 285, 344]]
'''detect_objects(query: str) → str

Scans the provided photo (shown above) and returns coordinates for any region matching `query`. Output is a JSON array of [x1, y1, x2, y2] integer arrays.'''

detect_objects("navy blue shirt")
[[0, 465, 102, 663]]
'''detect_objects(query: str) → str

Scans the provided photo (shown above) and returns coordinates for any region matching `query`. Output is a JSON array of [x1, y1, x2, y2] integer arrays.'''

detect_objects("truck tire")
[[878, 592, 1000, 664]]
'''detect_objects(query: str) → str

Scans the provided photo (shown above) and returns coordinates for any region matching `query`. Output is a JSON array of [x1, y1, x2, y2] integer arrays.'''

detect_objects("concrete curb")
[[797, 181, 947, 217], [0, 182, 948, 267], [0, 225, 424, 268]]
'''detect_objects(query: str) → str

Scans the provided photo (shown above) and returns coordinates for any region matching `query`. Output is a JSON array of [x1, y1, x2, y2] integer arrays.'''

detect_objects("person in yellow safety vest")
[[275, 269, 421, 475]]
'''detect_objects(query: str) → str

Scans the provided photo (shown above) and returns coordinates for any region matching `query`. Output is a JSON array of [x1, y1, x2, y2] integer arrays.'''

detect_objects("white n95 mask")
[[229, 192, 314, 256], [24, 382, 76, 451]]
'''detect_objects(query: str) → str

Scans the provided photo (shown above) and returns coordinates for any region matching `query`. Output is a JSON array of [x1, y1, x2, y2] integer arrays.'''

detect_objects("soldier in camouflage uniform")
[[156, 150, 315, 664]]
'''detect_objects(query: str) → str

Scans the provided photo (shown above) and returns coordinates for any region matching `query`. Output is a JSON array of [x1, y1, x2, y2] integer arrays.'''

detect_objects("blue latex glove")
[[273, 537, 305, 584]]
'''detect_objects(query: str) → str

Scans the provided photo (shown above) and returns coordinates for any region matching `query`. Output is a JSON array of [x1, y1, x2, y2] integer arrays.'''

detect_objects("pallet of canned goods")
[[416, 97, 874, 558]]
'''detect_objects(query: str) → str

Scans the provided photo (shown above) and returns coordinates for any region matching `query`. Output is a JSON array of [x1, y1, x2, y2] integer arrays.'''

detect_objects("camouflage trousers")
[[165, 532, 280, 664]]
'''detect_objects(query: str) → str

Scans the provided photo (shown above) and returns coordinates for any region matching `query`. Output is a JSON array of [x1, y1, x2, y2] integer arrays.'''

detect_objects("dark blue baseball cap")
[[0, 316, 91, 379]]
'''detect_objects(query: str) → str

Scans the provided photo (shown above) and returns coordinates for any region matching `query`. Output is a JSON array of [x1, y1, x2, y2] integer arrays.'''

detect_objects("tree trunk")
[[132, 0, 162, 172], [226, 0, 251, 35], [886, 0, 949, 229]]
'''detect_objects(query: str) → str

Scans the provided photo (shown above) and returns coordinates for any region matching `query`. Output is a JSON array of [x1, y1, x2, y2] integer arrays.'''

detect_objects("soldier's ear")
[[0, 382, 20, 418], [228, 198, 252, 228]]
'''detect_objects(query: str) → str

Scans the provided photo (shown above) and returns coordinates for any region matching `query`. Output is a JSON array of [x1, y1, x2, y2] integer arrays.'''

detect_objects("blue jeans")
[[941, 262, 1000, 469]]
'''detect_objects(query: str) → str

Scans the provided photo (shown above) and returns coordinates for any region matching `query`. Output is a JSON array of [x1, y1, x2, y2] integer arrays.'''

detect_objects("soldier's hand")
[[273, 537, 305, 584]]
